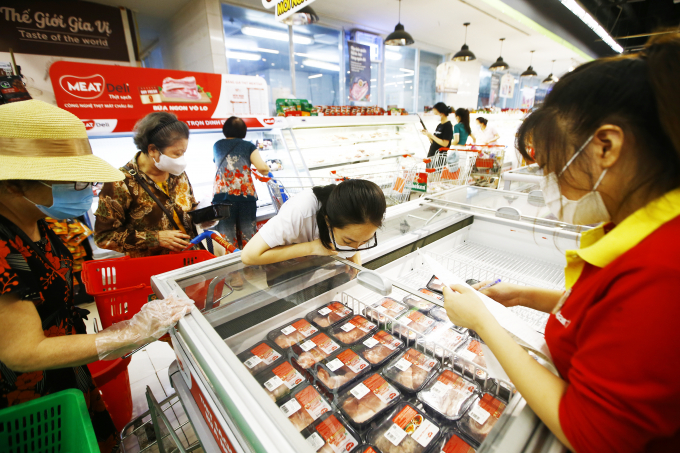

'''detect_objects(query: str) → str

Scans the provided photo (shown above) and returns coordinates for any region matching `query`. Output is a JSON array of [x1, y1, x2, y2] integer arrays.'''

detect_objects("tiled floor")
[[82, 302, 204, 453]]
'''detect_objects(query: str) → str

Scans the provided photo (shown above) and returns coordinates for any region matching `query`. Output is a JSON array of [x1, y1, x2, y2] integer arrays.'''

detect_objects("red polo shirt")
[[545, 210, 680, 452]]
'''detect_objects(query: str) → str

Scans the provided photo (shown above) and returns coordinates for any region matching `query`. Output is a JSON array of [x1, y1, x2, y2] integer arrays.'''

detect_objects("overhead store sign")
[[50, 61, 281, 135], [436, 62, 460, 94], [275, 0, 318, 22], [500, 73, 515, 99], [262, 0, 276, 9], [0, 1, 130, 61], [348, 41, 371, 102]]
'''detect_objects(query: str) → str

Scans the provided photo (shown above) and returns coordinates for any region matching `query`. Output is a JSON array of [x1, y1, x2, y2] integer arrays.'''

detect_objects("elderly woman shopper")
[[0, 100, 192, 452], [95, 112, 200, 257]]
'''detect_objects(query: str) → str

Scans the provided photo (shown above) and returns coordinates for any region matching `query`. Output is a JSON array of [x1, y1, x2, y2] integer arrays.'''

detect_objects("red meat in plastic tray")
[[459, 394, 506, 444], [162, 76, 201, 100]]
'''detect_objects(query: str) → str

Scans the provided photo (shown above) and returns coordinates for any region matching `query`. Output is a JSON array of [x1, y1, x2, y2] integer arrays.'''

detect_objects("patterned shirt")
[[213, 138, 258, 199], [94, 152, 198, 258]]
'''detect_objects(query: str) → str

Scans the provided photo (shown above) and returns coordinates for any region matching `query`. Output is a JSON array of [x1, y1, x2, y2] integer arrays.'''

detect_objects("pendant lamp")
[[385, 0, 414, 46], [542, 60, 559, 84], [520, 50, 537, 78], [489, 38, 509, 72], [452, 23, 476, 61], [281, 6, 319, 26]]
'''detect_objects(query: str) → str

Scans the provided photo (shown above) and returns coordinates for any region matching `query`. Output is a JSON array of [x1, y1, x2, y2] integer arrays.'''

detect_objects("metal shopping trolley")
[[469, 144, 507, 188], [426, 146, 478, 193]]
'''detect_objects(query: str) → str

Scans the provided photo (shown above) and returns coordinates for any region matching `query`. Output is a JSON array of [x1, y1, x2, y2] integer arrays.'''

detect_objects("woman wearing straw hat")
[[0, 100, 193, 451]]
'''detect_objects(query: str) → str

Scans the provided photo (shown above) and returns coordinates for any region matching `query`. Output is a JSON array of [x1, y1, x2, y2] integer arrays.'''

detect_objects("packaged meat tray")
[[383, 348, 440, 394], [366, 402, 441, 453], [458, 393, 506, 446], [357, 446, 382, 453], [313, 348, 372, 394], [307, 301, 354, 329], [401, 291, 438, 314], [277, 384, 332, 432], [236, 340, 285, 376], [418, 323, 467, 359], [303, 412, 361, 453], [290, 333, 342, 369], [431, 428, 477, 453], [454, 339, 489, 382], [337, 373, 402, 428], [352, 330, 404, 368], [429, 307, 468, 334], [329, 315, 378, 346], [364, 297, 409, 323], [267, 318, 319, 349], [426, 276, 445, 294], [419, 288, 443, 301], [417, 369, 478, 420], [393, 308, 436, 340], [256, 360, 306, 402]]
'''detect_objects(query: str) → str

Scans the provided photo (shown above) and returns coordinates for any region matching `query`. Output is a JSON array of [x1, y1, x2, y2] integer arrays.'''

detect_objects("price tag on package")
[[341, 323, 355, 332], [300, 340, 316, 352], [306, 432, 326, 450], [326, 358, 344, 372], [469, 403, 491, 425], [280, 398, 302, 416], [264, 376, 284, 392], [243, 355, 262, 369], [350, 383, 370, 400], [281, 325, 296, 336], [318, 307, 332, 316], [384, 423, 407, 447], [363, 337, 379, 348], [430, 381, 451, 398], [395, 358, 412, 372]]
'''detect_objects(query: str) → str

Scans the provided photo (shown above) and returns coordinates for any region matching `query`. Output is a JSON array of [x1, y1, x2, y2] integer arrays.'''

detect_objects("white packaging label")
[[280, 398, 302, 416], [349, 383, 370, 400], [398, 317, 412, 326], [429, 380, 451, 398], [306, 432, 326, 451], [459, 349, 477, 362], [363, 337, 379, 348], [264, 376, 284, 392], [244, 355, 262, 369], [469, 403, 491, 425], [300, 340, 316, 352], [372, 305, 387, 313], [394, 358, 412, 372], [281, 325, 296, 335], [384, 423, 407, 447], [326, 358, 344, 372], [411, 419, 439, 447], [318, 307, 332, 316], [340, 323, 355, 332]]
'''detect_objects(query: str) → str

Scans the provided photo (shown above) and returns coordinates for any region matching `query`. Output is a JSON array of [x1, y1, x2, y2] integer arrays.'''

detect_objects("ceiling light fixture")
[[558, 0, 623, 53], [226, 51, 261, 61], [254, 48, 280, 54], [452, 23, 476, 61], [308, 74, 323, 79], [542, 60, 559, 84], [242, 26, 314, 45], [489, 38, 509, 72], [281, 6, 319, 26], [302, 59, 340, 71], [385, 0, 415, 46], [520, 50, 537, 78]]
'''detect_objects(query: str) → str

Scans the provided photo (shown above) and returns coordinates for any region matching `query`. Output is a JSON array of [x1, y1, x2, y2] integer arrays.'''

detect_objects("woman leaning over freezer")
[[443, 35, 680, 452]]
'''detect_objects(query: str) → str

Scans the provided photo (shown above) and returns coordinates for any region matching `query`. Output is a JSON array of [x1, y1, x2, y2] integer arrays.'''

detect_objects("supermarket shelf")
[[306, 151, 414, 170], [293, 136, 405, 150]]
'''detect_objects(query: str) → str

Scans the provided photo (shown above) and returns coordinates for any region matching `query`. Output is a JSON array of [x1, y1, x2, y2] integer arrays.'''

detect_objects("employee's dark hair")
[[223, 116, 247, 139], [313, 179, 387, 250], [432, 102, 451, 116], [516, 33, 680, 213], [133, 112, 189, 154], [455, 108, 472, 135], [476, 117, 488, 126]]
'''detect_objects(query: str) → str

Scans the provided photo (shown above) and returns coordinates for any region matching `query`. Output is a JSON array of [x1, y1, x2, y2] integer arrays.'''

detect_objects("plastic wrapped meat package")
[[307, 302, 353, 329], [417, 369, 478, 420], [314, 348, 371, 393], [236, 340, 284, 375], [426, 276, 445, 294], [257, 361, 306, 402], [383, 348, 440, 394], [358, 446, 381, 453], [458, 393, 506, 445], [291, 333, 342, 369], [455, 339, 490, 380], [353, 330, 404, 368], [278, 384, 332, 432], [268, 318, 319, 349], [418, 288, 443, 302], [304, 413, 361, 453], [418, 323, 467, 359], [329, 315, 378, 346], [338, 373, 401, 427], [394, 308, 436, 340], [429, 307, 468, 334], [401, 292, 438, 314], [432, 428, 477, 453], [367, 403, 441, 453], [364, 297, 408, 323]]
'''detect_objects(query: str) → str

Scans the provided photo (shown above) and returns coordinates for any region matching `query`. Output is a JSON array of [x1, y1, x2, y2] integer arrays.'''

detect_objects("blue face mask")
[[25, 182, 94, 220]]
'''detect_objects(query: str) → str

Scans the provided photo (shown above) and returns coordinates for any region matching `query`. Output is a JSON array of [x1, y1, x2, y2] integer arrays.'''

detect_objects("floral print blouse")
[[213, 138, 258, 199], [94, 152, 198, 258]]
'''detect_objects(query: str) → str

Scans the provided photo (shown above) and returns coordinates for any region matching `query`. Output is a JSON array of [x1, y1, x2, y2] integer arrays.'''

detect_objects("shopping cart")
[[426, 146, 478, 193], [251, 171, 335, 213], [469, 144, 507, 188]]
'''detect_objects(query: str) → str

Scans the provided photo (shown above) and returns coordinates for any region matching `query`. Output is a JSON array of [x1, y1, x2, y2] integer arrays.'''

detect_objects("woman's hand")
[[471, 280, 526, 308], [443, 284, 494, 331], [158, 230, 191, 251], [309, 238, 338, 257], [421, 130, 433, 139]]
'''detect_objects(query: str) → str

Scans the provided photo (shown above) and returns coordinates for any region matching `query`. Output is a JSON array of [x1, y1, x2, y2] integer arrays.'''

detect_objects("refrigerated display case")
[[142, 186, 582, 453], [501, 164, 543, 193]]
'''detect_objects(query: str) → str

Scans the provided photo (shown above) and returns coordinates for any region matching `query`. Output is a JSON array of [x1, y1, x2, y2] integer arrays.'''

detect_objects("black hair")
[[476, 117, 488, 126], [432, 102, 451, 116], [133, 112, 189, 154], [223, 116, 247, 139], [313, 179, 387, 250], [516, 33, 680, 211], [455, 108, 472, 135]]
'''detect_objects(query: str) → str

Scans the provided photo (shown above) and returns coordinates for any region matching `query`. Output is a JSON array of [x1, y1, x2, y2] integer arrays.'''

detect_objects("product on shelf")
[[291, 333, 342, 369], [329, 315, 378, 346], [418, 288, 443, 301], [268, 318, 319, 349], [418, 323, 467, 358], [394, 308, 436, 339], [358, 446, 381, 453], [236, 340, 285, 375], [278, 384, 332, 432], [337, 373, 401, 427], [304, 413, 360, 453], [433, 428, 477, 453], [383, 348, 440, 394], [257, 361, 306, 402], [429, 307, 468, 334], [314, 348, 371, 393], [352, 330, 404, 368], [417, 369, 478, 420], [364, 297, 409, 323], [402, 292, 438, 314], [307, 302, 354, 329], [426, 276, 445, 294], [366, 402, 441, 453], [458, 393, 506, 445], [456, 339, 486, 369]]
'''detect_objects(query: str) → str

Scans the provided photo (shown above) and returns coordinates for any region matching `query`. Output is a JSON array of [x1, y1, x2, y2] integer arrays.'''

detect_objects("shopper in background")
[[475, 117, 500, 145], [0, 101, 191, 452], [95, 112, 200, 258], [242, 179, 386, 266], [213, 116, 270, 250], [443, 35, 680, 453], [452, 107, 474, 146], [422, 102, 453, 158]]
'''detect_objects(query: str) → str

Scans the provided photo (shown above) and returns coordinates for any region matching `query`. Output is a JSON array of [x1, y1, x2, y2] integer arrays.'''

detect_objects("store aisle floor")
[[81, 302, 204, 453]]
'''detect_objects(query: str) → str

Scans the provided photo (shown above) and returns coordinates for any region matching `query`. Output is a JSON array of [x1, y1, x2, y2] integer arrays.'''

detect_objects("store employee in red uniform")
[[443, 35, 680, 452]]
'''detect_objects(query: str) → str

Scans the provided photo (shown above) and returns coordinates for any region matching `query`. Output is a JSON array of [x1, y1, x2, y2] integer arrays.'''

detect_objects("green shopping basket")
[[0, 389, 98, 453]]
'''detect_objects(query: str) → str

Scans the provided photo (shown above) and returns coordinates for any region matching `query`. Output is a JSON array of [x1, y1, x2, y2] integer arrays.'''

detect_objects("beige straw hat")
[[0, 100, 124, 182]]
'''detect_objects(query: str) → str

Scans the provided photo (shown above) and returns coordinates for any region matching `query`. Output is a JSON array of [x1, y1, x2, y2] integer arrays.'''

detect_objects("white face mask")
[[539, 134, 611, 225], [154, 153, 187, 176]]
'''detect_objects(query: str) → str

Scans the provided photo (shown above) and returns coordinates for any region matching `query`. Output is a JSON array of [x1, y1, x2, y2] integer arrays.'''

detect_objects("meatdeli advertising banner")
[[50, 61, 279, 135]]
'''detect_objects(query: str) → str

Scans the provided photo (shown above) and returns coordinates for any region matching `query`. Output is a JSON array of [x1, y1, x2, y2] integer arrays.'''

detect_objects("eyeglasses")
[[328, 227, 378, 252], [74, 182, 98, 191]]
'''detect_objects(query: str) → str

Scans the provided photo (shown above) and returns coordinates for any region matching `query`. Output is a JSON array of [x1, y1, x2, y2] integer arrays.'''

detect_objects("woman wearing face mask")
[[95, 112, 200, 257], [0, 101, 192, 452], [421, 102, 453, 159], [241, 179, 386, 266], [443, 35, 680, 453]]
